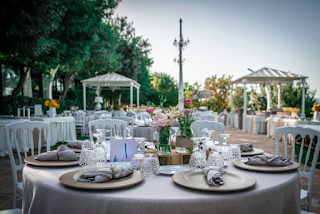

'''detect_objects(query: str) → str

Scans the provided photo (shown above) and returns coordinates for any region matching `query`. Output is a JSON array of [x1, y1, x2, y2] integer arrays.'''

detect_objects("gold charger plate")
[[25, 155, 79, 167], [233, 159, 300, 172], [59, 167, 144, 189], [172, 170, 256, 192], [241, 148, 264, 156]]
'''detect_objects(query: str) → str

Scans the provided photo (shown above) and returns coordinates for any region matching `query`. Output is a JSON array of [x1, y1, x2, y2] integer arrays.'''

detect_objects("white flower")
[[153, 109, 163, 115]]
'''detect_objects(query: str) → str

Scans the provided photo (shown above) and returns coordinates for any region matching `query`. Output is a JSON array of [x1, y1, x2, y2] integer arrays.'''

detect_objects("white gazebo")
[[229, 67, 308, 131], [81, 73, 140, 111]]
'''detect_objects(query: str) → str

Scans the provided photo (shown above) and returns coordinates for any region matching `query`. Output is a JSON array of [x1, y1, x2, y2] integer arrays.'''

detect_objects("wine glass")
[[126, 127, 133, 139], [203, 129, 216, 151], [189, 137, 207, 170], [130, 137, 146, 170], [219, 134, 232, 165]]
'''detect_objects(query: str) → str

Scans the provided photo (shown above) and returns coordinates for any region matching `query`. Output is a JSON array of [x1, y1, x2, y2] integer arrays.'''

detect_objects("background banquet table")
[[22, 162, 300, 214], [0, 117, 76, 156], [133, 126, 153, 142], [84, 115, 94, 135]]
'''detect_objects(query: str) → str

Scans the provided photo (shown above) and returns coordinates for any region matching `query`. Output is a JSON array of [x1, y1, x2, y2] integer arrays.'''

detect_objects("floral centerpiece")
[[70, 106, 78, 112], [45, 99, 60, 117], [151, 108, 176, 155], [312, 103, 320, 121], [145, 107, 154, 114], [175, 99, 195, 154]]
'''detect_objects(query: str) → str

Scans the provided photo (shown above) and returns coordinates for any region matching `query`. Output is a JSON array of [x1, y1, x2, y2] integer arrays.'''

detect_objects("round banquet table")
[[133, 125, 153, 142], [22, 162, 300, 214]]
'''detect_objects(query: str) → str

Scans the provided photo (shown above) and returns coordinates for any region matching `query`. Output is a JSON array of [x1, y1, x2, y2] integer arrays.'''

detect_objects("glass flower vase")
[[176, 126, 194, 154], [155, 126, 171, 155]]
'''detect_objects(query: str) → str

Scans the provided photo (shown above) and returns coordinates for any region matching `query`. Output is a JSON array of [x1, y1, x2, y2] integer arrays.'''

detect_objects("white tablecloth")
[[22, 162, 300, 214], [42, 117, 76, 145], [252, 116, 267, 134], [133, 126, 153, 142], [84, 115, 94, 135]]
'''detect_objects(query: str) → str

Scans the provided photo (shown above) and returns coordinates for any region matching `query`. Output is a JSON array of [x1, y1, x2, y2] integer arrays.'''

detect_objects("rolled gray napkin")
[[267, 156, 293, 166], [37, 145, 79, 161], [240, 143, 253, 152], [202, 166, 226, 186], [77, 166, 134, 183], [67, 140, 84, 149], [244, 155, 268, 165]]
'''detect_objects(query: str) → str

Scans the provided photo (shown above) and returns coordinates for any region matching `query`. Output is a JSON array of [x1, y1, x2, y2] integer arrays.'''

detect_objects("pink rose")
[[183, 98, 192, 106], [151, 113, 169, 129], [183, 108, 192, 115], [145, 107, 154, 114]]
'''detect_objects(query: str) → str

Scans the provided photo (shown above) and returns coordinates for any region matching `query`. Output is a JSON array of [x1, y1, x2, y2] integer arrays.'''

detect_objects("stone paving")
[[0, 127, 319, 213]]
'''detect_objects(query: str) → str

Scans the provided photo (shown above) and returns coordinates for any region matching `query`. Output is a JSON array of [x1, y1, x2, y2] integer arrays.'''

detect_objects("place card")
[[110, 139, 145, 162]]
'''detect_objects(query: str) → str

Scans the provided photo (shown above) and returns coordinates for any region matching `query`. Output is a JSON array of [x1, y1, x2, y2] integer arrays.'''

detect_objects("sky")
[[115, 0, 320, 98]]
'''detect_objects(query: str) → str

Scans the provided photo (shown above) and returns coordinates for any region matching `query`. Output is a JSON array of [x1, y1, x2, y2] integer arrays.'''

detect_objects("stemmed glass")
[[219, 134, 232, 165], [130, 137, 146, 170], [203, 130, 216, 151], [171, 127, 179, 144], [126, 127, 133, 139], [189, 137, 207, 170]]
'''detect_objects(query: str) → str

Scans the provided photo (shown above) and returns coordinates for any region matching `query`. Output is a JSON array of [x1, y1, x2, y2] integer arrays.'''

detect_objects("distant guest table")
[[0, 117, 76, 156], [23, 162, 300, 214], [84, 115, 94, 135], [133, 125, 153, 142]]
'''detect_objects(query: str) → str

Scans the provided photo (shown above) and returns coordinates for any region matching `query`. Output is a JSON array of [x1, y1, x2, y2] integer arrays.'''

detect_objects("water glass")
[[229, 144, 241, 161], [79, 140, 96, 167], [189, 137, 207, 170], [126, 127, 133, 139], [141, 153, 160, 177], [207, 151, 224, 167]]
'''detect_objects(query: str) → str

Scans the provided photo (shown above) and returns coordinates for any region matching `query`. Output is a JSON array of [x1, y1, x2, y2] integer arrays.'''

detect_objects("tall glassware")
[[130, 137, 146, 170], [202, 130, 216, 151], [189, 137, 207, 170], [219, 134, 232, 165]]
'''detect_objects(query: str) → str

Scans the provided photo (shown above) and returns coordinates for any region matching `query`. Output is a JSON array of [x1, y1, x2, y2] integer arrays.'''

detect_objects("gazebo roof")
[[230, 67, 308, 85], [81, 72, 140, 89]]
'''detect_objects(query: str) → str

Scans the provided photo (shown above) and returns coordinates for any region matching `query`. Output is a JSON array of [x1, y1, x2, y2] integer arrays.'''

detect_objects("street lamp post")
[[174, 19, 190, 110]]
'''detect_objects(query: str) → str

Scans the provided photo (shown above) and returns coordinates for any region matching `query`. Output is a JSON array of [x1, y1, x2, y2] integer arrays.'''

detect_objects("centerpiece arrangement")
[[70, 106, 79, 113], [45, 99, 60, 118], [175, 99, 195, 154]]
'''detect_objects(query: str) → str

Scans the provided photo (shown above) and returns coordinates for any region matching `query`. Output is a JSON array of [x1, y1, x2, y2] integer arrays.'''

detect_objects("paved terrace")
[[0, 127, 319, 213]]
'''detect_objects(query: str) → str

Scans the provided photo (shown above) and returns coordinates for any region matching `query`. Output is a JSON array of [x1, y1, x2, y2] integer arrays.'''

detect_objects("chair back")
[[203, 115, 215, 121], [4, 121, 51, 203], [113, 116, 134, 128], [94, 115, 101, 120], [88, 119, 127, 141], [194, 111, 204, 119], [219, 115, 225, 123], [275, 126, 320, 211], [74, 111, 86, 116], [101, 114, 112, 119], [191, 121, 225, 145], [137, 112, 151, 120], [126, 111, 137, 121], [74, 115, 85, 126], [63, 110, 71, 117]]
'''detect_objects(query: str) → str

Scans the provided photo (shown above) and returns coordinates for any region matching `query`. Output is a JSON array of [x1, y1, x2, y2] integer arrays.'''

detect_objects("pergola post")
[[230, 84, 233, 114], [137, 88, 140, 110], [83, 83, 86, 111], [301, 79, 306, 120], [243, 79, 247, 132], [277, 83, 281, 108], [265, 85, 271, 111], [130, 84, 133, 111]]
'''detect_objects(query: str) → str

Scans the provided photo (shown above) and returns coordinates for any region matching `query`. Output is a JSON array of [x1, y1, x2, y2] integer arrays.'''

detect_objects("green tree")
[[0, 0, 66, 95], [149, 72, 178, 107], [200, 75, 232, 111]]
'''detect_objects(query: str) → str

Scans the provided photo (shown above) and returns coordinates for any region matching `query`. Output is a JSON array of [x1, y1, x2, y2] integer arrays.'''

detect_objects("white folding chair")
[[275, 126, 320, 212], [194, 111, 204, 120], [219, 115, 225, 124], [74, 115, 86, 136], [191, 121, 225, 145], [88, 119, 127, 141], [126, 110, 137, 121], [4, 121, 50, 208], [203, 115, 215, 121], [101, 113, 112, 119], [138, 112, 151, 119]]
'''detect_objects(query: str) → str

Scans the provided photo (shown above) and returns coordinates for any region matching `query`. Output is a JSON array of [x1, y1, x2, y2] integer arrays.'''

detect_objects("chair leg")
[[13, 186, 16, 208], [308, 194, 312, 212]]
